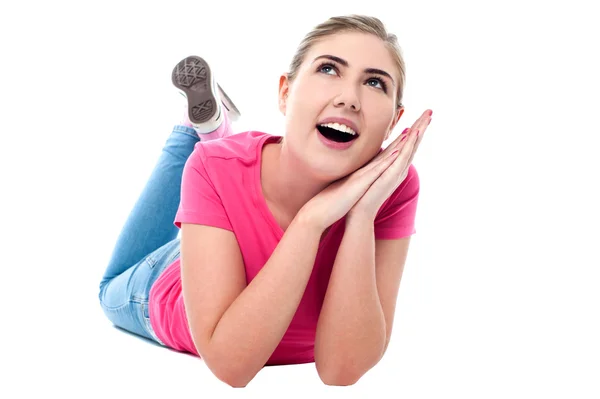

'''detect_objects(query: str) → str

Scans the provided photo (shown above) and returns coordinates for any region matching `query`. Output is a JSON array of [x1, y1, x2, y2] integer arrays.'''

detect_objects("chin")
[[309, 157, 355, 182]]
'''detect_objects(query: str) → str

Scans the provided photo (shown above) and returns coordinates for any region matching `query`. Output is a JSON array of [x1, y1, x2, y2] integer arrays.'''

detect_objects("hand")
[[348, 109, 432, 221], [299, 109, 432, 232]]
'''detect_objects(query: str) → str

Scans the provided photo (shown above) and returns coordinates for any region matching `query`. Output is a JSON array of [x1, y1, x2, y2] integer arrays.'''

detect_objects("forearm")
[[209, 211, 322, 386], [315, 214, 386, 382]]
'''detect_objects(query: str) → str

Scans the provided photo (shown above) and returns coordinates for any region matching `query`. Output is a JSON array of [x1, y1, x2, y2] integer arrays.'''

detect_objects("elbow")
[[212, 364, 254, 388], [205, 349, 257, 388], [218, 373, 250, 388], [316, 359, 364, 386], [317, 366, 362, 386], [316, 351, 382, 386]]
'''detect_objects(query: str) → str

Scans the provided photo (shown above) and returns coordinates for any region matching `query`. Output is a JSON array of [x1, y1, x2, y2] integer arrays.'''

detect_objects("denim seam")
[[173, 125, 199, 137], [131, 295, 146, 303], [100, 301, 130, 311], [145, 241, 180, 268]]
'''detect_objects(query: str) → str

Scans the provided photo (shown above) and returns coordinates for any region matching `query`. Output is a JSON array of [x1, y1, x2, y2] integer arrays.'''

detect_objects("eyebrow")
[[313, 54, 396, 86]]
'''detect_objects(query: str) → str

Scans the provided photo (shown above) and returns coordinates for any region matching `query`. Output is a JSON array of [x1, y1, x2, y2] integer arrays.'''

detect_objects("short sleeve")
[[173, 144, 233, 231], [374, 164, 420, 240]]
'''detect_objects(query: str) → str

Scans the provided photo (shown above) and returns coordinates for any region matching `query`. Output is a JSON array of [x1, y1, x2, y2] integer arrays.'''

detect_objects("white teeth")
[[319, 122, 357, 135]]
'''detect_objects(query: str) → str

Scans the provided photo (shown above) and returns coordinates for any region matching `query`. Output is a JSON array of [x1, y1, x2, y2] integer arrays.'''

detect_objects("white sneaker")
[[172, 55, 241, 134]]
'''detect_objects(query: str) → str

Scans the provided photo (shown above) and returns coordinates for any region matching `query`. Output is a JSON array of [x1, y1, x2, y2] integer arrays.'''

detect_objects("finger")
[[378, 110, 428, 157], [389, 109, 431, 152], [407, 110, 430, 133], [405, 116, 431, 167], [403, 111, 431, 155], [374, 110, 432, 179], [357, 146, 401, 178], [367, 109, 432, 163], [371, 130, 409, 164], [414, 113, 432, 150], [374, 149, 402, 178], [410, 110, 432, 138], [344, 151, 398, 206], [373, 140, 415, 190], [387, 123, 422, 171]]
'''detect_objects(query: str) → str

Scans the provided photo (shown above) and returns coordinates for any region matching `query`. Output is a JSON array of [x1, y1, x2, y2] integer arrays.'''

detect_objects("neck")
[[261, 138, 332, 225]]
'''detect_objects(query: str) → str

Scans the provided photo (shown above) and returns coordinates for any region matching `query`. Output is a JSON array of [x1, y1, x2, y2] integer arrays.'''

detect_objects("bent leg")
[[99, 54, 237, 340], [98, 119, 235, 339], [99, 125, 198, 291]]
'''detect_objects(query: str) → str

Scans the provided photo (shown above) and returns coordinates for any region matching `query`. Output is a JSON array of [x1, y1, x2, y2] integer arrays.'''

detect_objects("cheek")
[[365, 104, 395, 132], [288, 90, 319, 123]]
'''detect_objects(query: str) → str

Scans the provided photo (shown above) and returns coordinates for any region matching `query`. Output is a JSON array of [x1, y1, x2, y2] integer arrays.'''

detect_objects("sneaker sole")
[[172, 56, 241, 125], [172, 56, 219, 125]]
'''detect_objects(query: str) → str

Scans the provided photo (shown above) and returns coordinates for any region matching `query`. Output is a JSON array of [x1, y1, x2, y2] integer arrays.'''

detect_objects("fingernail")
[[401, 128, 409, 134], [390, 149, 400, 158], [401, 135, 408, 142], [416, 129, 420, 137]]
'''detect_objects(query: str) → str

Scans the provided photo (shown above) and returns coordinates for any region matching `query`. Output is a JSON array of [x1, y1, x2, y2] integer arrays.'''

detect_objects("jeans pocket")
[[141, 301, 165, 346], [141, 300, 150, 319]]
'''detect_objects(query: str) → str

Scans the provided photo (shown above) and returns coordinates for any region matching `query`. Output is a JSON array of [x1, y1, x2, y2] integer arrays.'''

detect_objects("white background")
[[1, 0, 599, 397]]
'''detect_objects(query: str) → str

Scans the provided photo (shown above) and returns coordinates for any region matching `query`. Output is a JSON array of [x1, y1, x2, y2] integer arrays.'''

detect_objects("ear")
[[278, 73, 290, 115], [385, 105, 405, 141]]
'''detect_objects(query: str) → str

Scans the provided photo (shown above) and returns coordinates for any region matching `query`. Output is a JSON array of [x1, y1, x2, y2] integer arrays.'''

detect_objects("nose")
[[333, 86, 361, 112]]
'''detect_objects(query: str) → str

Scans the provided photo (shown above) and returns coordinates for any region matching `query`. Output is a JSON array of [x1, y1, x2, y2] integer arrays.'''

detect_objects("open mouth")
[[316, 125, 359, 143]]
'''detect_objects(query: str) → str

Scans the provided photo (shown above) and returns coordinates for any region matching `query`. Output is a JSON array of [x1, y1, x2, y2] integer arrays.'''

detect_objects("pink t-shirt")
[[149, 130, 419, 366]]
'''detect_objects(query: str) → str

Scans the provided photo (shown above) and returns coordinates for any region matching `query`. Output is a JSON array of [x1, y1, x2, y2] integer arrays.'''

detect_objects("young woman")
[[98, 14, 432, 387]]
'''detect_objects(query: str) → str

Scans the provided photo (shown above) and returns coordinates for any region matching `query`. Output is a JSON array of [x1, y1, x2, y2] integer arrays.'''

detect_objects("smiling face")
[[278, 31, 405, 179]]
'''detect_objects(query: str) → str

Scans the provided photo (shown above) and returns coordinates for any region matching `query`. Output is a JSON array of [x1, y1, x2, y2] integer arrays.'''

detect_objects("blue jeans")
[[98, 125, 199, 345]]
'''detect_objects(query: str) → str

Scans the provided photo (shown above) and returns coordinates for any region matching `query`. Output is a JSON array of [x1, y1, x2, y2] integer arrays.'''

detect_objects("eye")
[[317, 62, 338, 75], [366, 77, 388, 93]]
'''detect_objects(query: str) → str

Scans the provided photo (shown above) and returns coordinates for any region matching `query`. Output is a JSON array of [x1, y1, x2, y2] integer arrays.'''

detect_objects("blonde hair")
[[287, 15, 406, 108]]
